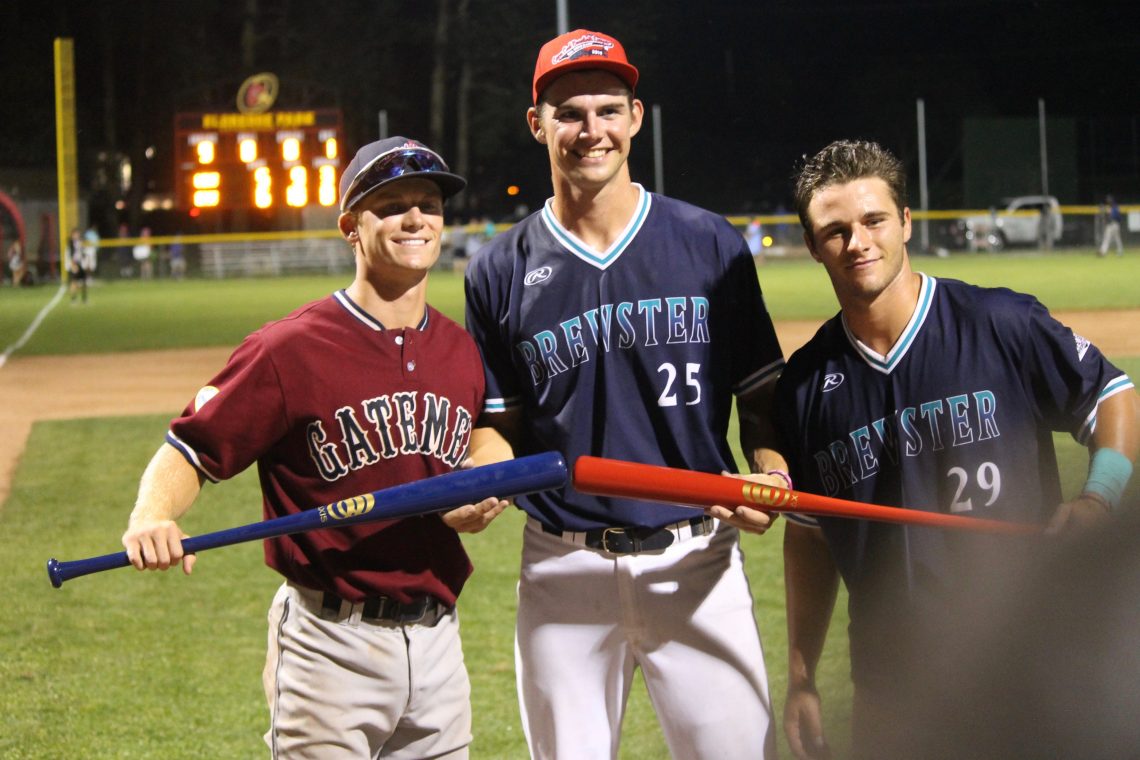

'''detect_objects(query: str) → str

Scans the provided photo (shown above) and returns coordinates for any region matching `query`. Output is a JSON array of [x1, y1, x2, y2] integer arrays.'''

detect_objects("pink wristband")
[[766, 469, 793, 491]]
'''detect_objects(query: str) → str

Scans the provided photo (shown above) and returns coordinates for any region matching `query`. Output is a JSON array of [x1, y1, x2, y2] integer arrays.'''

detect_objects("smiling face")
[[528, 70, 644, 193], [803, 177, 913, 306], [338, 177, 445, 283]]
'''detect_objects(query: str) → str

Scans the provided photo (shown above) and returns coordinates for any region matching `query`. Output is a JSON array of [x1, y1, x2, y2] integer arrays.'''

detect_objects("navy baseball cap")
[[339, 137, 466, 212], [532, 29, 639, 104]]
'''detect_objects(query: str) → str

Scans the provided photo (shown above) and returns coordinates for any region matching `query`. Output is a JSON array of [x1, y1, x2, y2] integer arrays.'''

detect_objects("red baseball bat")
[[573, 456, 1042, 535]]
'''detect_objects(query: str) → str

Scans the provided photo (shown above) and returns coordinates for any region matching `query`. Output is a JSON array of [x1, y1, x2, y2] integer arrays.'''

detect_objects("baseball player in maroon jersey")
[[121, 136, 507, 759]]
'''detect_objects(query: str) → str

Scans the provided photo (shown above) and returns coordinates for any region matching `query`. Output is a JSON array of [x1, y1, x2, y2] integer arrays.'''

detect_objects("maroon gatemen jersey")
[[167, 290, 484, 604]]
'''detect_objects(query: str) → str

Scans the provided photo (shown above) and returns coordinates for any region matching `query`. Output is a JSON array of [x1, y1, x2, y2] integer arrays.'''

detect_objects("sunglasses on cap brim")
[[341, 148, 462, 211]]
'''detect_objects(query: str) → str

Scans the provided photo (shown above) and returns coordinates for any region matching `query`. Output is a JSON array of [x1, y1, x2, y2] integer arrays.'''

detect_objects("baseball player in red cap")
[[122, 136, 506, 759], [465, 29, 785, 759]]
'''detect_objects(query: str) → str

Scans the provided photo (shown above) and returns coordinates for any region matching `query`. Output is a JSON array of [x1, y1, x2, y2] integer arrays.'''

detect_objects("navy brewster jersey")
[[465, 186, 784, 531], [773, 274, 1134, 686]]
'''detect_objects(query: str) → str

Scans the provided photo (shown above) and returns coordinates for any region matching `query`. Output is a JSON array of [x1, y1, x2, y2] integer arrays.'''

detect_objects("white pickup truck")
[[960, 195, 1063, 251]]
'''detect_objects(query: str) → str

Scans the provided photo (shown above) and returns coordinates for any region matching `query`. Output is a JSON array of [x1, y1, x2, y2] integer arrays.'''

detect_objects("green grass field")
[[1, 250, 1136, 758], [2, 250, 1137, 354]]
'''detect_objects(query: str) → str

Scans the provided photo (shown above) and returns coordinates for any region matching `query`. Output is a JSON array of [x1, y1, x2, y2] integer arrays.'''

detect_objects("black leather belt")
[[319, 591, 450, 627], [541, 515, 715, 554]]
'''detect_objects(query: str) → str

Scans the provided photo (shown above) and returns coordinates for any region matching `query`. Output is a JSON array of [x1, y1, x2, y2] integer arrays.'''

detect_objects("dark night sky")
[[1, 0, 1137, 226]]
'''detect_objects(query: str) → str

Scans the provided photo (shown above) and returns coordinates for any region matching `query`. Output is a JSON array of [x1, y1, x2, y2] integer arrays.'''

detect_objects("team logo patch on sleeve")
[[194, 385, 220, 412], [1073, 334, 1091, 361], [822, 373, 845, 393], [524, 266, 553, 285]]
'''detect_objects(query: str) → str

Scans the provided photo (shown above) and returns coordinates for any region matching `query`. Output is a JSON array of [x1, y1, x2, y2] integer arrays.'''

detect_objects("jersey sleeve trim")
[[165, 431, 222, 483], [1076, 374, 1135, 445], [482, 395, 523, 414], [734, 358, 784, 396]]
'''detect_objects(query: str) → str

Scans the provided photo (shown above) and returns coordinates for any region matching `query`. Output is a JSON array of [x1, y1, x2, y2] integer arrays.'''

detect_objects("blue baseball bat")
[[47, 452, 566, 588]]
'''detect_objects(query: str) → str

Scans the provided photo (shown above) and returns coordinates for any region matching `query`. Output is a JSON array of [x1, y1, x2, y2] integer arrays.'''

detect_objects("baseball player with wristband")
[[121, 137, 507, 759], [464, 29, 786, 760], [771, 139, 1139, 759]]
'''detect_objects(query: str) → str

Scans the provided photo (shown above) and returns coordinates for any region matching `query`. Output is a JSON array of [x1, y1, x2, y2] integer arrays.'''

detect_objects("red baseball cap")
[[532, 29, 639, 105]]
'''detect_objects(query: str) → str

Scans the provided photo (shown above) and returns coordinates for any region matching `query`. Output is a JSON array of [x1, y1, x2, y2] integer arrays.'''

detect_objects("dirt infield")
[[1, 311, 1137, 507]]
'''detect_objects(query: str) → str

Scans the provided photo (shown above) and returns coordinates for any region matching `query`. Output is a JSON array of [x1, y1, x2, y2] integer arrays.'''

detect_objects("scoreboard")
[[174, 108, 343, 211]]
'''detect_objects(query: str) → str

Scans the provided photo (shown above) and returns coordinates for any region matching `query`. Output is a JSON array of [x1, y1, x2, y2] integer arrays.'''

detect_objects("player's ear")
[[901, 206, 913, 244], [628, 98, 645, 138], [527, 106, 546, 144], [338, 212, 359, 245]]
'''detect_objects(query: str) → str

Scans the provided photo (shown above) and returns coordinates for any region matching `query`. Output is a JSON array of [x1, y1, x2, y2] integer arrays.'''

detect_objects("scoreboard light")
[[196, 139, 216, 165], [194, 189, 221, 207], [285, 165, 308, 208], [320, 128, 338, 159], [174, 108, 342, 211], [238, 135, 258, 163], [253, 166, 272, 209], [191, 171, 221, 209], [318, 164, 337, 206], [280, 134, 302, 163], [192, 171, 220, 189]]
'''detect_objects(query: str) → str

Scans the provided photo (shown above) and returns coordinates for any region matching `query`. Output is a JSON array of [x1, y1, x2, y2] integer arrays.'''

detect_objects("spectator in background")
[[67, 228, 89, 303], [169, 234, 186, 280], [117, 222, 132, 278], [7, 238, 30, 286], [461, 220, 482, 259], [83, 226, 100, 278], [745, 216, 764, 257], [1099, 194, 1124, 257], [133, 227, 154, 279]]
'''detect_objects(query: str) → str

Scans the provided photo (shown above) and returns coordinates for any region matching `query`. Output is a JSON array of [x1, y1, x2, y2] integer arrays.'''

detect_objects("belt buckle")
[[402, 597, 430, 623], [601, 526, 631, 553]]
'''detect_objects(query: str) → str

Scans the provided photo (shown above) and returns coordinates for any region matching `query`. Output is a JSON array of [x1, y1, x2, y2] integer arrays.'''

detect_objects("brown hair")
[[793, 140, 907, 230]]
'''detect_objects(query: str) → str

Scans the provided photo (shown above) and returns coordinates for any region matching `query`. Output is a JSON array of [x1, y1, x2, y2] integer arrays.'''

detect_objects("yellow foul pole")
[[54, 38, 79, 283]]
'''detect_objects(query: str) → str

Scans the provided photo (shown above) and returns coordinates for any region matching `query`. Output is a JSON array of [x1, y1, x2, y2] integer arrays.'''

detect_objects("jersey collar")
[[842, 273, 936, 375], [333, 289, 429, 332], [540, 183, 652, 270]]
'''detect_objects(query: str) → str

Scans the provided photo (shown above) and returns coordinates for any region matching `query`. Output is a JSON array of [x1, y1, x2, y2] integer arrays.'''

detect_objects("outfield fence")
[[728, 205, 1140, 257], [16, 206, 1131, 283]]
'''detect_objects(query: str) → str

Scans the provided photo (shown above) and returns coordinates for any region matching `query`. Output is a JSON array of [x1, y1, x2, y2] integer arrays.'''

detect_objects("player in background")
[[66, 227, 88, 303], [121, 137, 507, 759], [1098, 194, 1124, 257], [464, 28, 786, 760], [774, 139, 1139, 759]]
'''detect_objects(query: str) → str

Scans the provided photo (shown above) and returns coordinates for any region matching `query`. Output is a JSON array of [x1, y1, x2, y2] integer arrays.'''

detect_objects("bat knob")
[[46, 558, 64, 589]]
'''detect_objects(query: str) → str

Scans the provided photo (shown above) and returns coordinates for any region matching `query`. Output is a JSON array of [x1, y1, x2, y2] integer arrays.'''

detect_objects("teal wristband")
[[1082, 448, 1133, 511]]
